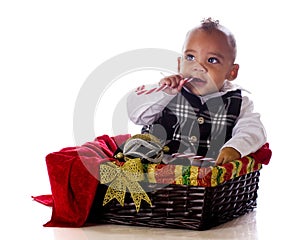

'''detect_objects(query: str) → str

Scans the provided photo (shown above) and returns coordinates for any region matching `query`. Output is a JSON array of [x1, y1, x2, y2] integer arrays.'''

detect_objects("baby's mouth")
[[188, 77, 207, 84]]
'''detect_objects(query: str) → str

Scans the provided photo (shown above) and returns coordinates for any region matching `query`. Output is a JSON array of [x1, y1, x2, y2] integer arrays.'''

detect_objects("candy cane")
[[135, 77, 193, 95]]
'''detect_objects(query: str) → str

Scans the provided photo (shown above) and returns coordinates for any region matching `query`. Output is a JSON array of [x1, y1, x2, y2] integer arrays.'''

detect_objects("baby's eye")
[[207, 57, 219, 64], [185, 54, 196, 61]]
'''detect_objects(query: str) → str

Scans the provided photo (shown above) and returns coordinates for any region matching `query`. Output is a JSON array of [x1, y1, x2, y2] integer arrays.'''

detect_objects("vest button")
[[189, 136, 198, 143], [197, 117, 205, 124]]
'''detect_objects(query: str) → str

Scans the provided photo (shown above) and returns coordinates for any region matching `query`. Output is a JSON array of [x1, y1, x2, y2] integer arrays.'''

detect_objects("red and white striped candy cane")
[[135, 77, 193, 95]]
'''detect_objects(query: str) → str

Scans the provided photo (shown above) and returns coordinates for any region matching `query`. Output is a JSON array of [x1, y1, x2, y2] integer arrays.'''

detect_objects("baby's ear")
[[177, 56, 182, 72], [227, 64, 239, 81]]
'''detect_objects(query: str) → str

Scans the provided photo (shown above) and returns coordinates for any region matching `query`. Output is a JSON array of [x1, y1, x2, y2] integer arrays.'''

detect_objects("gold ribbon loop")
[[100, 158, 152, 212]]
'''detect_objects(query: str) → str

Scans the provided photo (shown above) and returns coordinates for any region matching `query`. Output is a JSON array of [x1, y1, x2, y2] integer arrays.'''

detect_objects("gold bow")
[[100, 158, 152, 212]]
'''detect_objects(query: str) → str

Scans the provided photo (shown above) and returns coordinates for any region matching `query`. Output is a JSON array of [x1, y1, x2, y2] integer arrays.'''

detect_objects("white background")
[[1, 0, 299, 238]]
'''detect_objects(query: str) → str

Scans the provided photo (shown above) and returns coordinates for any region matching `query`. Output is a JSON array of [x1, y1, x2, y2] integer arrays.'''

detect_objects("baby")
[[127, 18, 267, 165]]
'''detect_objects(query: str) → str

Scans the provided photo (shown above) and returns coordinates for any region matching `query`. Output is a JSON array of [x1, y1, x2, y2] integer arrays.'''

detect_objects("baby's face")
[[179, 28, 237, 96]]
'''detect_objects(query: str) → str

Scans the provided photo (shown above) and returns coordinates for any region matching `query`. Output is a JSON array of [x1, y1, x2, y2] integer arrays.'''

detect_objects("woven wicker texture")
[[89, 171, 260, 230]]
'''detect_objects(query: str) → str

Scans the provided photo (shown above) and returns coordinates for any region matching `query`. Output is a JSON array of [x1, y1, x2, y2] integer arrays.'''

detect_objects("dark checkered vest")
[[142, 88, 242, 158]]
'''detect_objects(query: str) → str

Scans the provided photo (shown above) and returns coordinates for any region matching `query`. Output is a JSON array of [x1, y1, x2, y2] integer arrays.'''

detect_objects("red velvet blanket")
[[32, 134, 130, 227], [33, 134, 271, 227]]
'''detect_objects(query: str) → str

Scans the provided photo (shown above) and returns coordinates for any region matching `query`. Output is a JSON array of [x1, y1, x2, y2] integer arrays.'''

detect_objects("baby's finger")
[[169, 75, 184, 88], [159, 78, 169, 86], [177, 78, 188, 91], [215, 156, 224, 165], [160, 75, 182, 87]]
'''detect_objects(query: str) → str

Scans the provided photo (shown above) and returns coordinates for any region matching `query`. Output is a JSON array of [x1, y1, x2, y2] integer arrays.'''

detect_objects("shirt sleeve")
[[221, 94, 267, 157], [127, 84, 176, 125]]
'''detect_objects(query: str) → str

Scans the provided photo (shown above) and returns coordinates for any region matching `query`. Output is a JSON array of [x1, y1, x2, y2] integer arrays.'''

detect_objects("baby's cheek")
[[179, 64, 191, 74]]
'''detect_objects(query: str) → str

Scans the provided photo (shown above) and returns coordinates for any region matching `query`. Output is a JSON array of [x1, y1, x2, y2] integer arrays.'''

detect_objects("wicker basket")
[[88, 169, 260, 230]]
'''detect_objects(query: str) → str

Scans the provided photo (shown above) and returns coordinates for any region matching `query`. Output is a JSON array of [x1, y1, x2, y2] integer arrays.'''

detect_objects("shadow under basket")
[[89, 170, 260, 231]]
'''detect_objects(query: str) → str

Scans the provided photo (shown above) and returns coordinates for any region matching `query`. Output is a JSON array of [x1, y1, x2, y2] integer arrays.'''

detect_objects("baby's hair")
[[200, 17, 220, 31]]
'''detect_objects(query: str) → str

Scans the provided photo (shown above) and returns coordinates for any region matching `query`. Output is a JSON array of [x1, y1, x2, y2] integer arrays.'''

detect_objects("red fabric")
[[31, 194, 53, 207], [33, 134, 130, 227], [248, 142, 272, 165]]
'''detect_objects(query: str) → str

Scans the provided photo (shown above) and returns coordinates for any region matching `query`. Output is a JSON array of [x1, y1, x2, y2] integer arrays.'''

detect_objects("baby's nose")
[[192, 62, 207, 73]]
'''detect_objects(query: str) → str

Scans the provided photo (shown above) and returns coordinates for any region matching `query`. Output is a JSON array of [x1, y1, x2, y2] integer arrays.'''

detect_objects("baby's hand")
[[215, 147, 241, 165], [159, 74, 186, 95]]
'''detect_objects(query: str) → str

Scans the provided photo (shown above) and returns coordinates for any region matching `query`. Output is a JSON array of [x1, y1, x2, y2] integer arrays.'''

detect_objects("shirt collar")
[[183, 80, 249, 104]]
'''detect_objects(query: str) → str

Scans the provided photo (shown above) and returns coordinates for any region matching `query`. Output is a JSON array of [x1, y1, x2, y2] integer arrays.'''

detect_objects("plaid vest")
[[142, 88, 242, 158]]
